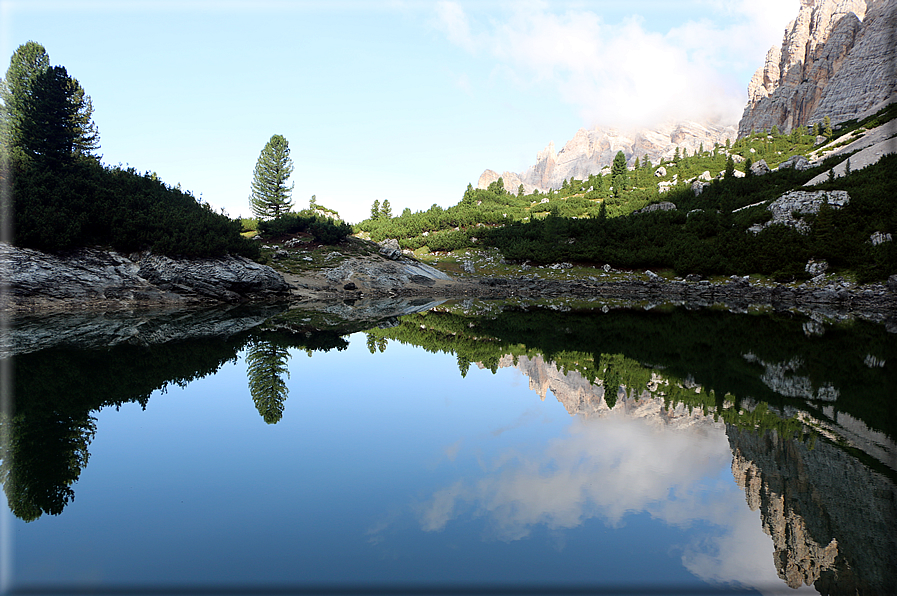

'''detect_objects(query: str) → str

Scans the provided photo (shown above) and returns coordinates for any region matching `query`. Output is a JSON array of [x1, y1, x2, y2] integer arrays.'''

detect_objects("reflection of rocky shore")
[[729, 426, 897, 594]]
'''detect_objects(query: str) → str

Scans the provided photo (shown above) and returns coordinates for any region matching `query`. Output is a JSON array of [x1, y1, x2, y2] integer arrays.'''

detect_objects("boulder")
[[805, 260, 829, 276], [691, 181, 708, 196], [749, 190, 850, 234], [378, 238, 402, 260], [635, 202, 677, 214], [655, 166, 667, 177], [777, 155, 811, 171], [870, 231, 892, 245], [750, 159, 771, 176]]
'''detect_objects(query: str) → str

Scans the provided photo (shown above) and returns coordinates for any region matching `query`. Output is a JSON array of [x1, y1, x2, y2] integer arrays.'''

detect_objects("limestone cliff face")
[[478, 122, 736, 193], [738, 0, 897, 136], [729, 426, 897, 593]]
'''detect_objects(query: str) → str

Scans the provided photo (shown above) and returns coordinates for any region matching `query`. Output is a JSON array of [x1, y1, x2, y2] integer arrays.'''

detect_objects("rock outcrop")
[[2, 243, 291, 312], [745, 190, 850, 234], [739, 0, 897, 136], [477, 121, 736, 193]]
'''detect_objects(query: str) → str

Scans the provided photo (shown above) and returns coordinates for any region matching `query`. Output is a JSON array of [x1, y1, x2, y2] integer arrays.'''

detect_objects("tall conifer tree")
[[250, 134, 294, 219]]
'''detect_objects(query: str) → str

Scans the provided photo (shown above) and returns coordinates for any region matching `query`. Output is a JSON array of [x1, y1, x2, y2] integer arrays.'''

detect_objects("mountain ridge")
[[477, 0, 896, 195]]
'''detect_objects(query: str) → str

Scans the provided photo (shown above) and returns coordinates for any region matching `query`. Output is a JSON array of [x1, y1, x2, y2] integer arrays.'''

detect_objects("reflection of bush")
[[365, 306, 896, 442], [2, 320, 350, 521]]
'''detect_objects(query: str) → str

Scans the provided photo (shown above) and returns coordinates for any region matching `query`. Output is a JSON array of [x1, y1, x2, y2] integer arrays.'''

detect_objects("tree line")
[[2, 41, 259, 258]]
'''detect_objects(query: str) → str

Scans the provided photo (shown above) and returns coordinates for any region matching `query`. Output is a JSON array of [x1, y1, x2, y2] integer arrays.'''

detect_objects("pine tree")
[[724, 155, 735, 179], [1, 41, 50, 151], [518, 183, 525, 196], [673, 146, 680, 161], [2, 42, 98, 161], [844, 158, 851, 176], [611, 150, 628, 196], [249, 134, 294, 219], [823, 116, 832, 138], [380, 199, 392, 219], [370, 199, 381, 220]]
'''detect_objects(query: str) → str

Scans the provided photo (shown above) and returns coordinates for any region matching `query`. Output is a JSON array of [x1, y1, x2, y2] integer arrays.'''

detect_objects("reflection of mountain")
[[730, 426, 897, 594], [492, 349, 897, 595], [494, 354, 719, 431]]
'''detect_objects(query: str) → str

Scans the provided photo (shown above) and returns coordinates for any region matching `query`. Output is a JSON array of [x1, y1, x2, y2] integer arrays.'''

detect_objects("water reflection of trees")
[[2, 325, 347, 521], [246, 340, 291, 424], [364, 306, 896, 444]]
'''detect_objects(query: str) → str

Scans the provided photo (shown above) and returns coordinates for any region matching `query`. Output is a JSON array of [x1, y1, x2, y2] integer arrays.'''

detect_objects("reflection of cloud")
[[490, 408, 543, 437], [419, 480, 466, 532], [433, 1, 799, 129], [681, 510, 820, 595], [420, 416, 729, 537], [443, 438, 463, 461], [417, 415, 800, 592]]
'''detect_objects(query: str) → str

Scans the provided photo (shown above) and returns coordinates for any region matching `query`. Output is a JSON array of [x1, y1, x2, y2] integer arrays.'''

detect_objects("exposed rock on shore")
[[1, 243, 290, 312]]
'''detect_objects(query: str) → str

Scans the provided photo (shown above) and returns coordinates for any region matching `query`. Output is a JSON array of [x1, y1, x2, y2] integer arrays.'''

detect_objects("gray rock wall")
[[739, 0, 897, 136]]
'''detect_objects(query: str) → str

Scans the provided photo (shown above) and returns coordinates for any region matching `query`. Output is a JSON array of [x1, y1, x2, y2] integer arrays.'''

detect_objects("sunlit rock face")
[[728, 425, 897, 593], [738, 0, 897, 136], [477, 121, 736, 193]]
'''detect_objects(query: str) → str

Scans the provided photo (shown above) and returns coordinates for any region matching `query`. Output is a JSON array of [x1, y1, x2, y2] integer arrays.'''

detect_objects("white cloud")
[[435, 1, 800, 129], [435, 1, 476, 52]]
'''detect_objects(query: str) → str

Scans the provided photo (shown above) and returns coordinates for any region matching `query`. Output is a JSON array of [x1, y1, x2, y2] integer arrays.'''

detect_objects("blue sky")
[[1, 0, 799, 223]]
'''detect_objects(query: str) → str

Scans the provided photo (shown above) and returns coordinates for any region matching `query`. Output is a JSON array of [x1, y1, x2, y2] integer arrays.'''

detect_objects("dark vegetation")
[[257, 210, 353, 245], [11, 158, 260, 258], [355, 108, 897, 281], [2, 42, 259, 259]]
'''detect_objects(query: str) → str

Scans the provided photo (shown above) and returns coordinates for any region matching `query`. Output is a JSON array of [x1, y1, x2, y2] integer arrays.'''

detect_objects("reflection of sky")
[[6, 332, 816, 594], [413, 412, 818, 595]]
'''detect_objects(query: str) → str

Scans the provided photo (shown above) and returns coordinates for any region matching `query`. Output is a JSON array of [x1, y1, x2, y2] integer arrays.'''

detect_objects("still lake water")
[[2, 301, 895, 595]]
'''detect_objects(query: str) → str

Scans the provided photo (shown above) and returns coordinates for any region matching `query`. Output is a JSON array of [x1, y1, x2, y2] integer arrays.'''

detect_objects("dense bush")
[[257, 211, 353, 244], [10, 156, 260, 259], [484, 154, 897, 279]]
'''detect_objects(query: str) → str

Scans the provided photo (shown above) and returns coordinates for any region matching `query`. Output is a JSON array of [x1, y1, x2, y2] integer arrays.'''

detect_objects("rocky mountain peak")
[[739, 0, 894, 136], [477, 121, 736, 194]]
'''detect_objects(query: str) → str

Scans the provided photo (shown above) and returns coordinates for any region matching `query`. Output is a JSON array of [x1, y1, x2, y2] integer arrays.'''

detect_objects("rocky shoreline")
[[3, 243, 896, 326], [1, 243, 290, 313]]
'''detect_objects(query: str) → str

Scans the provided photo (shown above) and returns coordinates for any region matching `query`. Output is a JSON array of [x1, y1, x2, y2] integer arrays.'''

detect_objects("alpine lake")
[[2, 297, 895, 596]]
